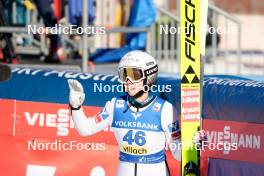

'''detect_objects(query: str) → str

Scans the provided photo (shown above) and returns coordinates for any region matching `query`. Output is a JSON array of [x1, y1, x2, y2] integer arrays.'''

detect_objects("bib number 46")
[[123, 130, 146, 146]]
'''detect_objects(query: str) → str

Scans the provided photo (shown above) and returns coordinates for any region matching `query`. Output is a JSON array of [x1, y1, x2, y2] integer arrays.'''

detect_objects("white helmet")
[[118, 50, 158, 88]]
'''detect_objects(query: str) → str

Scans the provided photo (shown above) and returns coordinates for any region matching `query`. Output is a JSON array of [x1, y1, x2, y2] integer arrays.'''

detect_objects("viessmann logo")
[[206, 126, 261, 154], [24, 109, 74, 136]]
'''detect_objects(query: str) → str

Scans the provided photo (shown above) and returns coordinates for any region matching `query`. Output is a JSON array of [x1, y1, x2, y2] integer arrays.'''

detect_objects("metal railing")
[[148, 3, 243, 75], [0, 2, 48, 60], [147, 6, 180, 73], [2, 1, 262, 76], [206, 3, 242, 75]]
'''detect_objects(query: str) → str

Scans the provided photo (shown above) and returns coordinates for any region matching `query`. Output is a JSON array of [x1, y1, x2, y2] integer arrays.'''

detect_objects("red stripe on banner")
[[0, 99, 15, 136]]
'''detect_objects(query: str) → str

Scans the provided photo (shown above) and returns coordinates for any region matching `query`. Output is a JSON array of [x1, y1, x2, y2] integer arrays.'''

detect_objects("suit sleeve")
[[71, 98, 115, 136], [161, 101, 181, 161]]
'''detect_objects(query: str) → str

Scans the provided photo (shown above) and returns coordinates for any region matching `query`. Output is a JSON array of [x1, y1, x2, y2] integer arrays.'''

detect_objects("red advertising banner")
[[0, 99, 180, 176], [0, 99, 119, 176], [202, 119, 264, 164]]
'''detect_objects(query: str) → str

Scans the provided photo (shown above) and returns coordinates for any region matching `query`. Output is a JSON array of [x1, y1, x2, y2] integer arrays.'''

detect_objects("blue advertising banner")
[[0, 67, 264, 123]]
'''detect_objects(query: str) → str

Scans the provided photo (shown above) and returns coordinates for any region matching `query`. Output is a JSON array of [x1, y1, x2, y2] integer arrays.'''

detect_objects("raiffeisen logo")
[[24, 109, 74, 136], [206, 126, 261, 154]]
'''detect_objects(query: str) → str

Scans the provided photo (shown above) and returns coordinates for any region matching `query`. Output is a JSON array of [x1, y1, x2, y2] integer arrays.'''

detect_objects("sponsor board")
[[203, 119, 264, 164], [0, 99, 115, 141]]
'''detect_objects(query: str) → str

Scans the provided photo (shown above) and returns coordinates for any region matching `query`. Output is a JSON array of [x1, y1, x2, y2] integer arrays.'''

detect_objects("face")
[[124, 79, 144, 96]]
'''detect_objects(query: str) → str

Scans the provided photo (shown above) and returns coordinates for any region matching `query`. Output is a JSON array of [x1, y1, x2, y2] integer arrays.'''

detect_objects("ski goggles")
[[118, 67, 145, 83]]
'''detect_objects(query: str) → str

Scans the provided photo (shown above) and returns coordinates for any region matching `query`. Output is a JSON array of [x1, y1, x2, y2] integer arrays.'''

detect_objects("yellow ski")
[[180, 0, 208, 175]]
